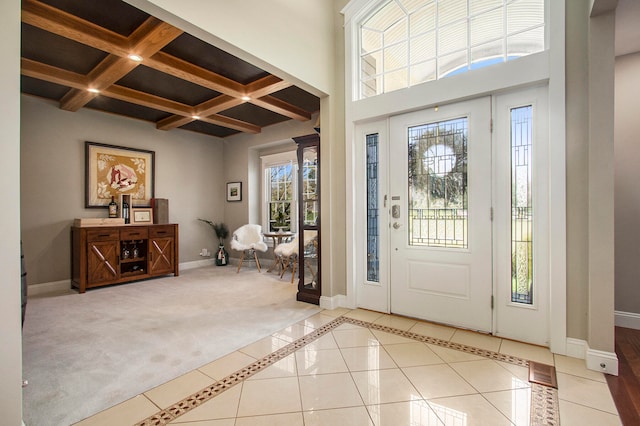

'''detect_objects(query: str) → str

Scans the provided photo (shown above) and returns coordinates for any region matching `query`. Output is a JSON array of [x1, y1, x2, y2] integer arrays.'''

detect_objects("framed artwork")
[[85, 142, 155, 208], [132, 208, 153, 224], [226, 182, 242, 202]]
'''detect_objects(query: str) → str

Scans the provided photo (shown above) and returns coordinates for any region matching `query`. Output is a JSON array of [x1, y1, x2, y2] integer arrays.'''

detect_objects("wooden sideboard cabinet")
[[71, 224, 179, 293]]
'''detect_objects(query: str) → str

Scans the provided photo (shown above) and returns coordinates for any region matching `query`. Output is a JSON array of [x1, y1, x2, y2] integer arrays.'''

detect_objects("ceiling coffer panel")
[[86, 96, 173, 123], [20, 0, 319, 139], [21, 24, 108, 75], [161, 33, 270, 85], [38, 0, 150, 37], [115, 65, 221, 106]]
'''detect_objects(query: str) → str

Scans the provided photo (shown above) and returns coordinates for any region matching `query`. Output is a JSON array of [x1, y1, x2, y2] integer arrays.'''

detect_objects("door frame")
[[353, 120, 391, 313], [344, 81, 564, 350], [492, 86, 550, 346], [343, 0, 566, 355]]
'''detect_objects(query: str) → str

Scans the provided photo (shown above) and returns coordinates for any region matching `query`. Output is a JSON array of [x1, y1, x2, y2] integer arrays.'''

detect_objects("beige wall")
[[131, 0, 348, 299], [565, 0, 591, 341], [564, 1, 617, 353], [222, 117, 319, 237], [129, 0, 334, 97], [615, 52, 640, 315], [21, 95, 226, 286], [587, 8, 616, 352]]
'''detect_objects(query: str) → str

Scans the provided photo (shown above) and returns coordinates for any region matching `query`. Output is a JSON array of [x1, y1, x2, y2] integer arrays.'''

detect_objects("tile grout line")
[[134, 315, 559, 426], [134, 317, 347, 425]]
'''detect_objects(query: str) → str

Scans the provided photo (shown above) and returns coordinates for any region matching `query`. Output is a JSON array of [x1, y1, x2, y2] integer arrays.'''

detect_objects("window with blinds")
[[359, 0, 545, 99]]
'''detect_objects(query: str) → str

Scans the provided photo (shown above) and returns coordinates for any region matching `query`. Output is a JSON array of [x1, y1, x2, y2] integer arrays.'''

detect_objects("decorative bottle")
[[122, 199, 130, 224], [108, 196, 118, 218]]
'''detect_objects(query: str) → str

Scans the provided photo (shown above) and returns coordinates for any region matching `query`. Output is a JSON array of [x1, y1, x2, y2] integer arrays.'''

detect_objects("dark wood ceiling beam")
[[59, 54, 136, 111], [157, 115, 194, 131], [146, 52, 245, 98], [245, 75, 292, 98], [21, 58, 87, 89], [22, 58, 190, 116], [251, 95, 312, 121], [21, 58, 262, 134], [21, 0, 314, 136], [201, 114, 261, 134], [22, 0, 129, 57], [195, 95, 244, 116], [103, 86, 193, 116], [59, 88, 97, 111], [22, 1, 249, 107], [127, 18, 183, 57], [59, 17, 182, 112], [158, 95, 244, 131]]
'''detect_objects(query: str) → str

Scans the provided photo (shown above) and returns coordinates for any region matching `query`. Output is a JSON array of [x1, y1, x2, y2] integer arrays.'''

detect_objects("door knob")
[[393, 222, 401, 229]]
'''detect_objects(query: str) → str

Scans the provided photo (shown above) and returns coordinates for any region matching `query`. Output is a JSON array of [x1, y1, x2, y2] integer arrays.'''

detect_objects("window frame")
[[260, 151, 298, 240], [357, 0, 546, 100]]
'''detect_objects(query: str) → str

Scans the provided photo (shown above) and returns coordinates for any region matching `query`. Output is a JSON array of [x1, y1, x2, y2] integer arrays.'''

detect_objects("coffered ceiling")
[[20, 0, 320, 138]]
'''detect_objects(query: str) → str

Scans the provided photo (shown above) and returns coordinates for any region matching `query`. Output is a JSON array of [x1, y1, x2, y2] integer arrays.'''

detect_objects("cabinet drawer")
[[120, 227, 149, 240], [86, 228, 119, 242], [150, 225, 174, 238]]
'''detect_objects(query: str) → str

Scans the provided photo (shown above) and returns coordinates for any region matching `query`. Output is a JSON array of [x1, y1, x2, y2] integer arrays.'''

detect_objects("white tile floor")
[[74, 309, 622, 426]]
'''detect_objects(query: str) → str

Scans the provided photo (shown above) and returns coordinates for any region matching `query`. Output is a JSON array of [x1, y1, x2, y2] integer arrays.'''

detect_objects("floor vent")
[[529, 361, 558, 388]]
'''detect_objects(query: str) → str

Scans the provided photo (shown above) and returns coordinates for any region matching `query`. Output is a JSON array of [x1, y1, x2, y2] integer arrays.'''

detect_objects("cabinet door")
[[87, 241, 119, 285], [149, 237, 174, 275], [294, 134, 321, 305]]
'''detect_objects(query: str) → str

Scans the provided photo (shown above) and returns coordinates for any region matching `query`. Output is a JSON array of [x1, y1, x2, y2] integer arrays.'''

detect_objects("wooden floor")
[[606, 327, 640, 425]]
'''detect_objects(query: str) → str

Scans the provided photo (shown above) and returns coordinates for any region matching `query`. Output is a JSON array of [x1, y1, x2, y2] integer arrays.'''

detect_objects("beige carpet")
[[22, 266, 321, 426]]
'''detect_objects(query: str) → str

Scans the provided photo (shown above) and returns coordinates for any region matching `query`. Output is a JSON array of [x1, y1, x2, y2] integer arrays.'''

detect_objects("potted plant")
[[272, 205, 291, 232], [198, 219, 229, 266]]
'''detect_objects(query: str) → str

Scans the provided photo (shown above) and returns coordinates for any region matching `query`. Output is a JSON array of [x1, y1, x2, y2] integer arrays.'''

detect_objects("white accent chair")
[[273, 235, 298, 283], [230, 224, 268, 273]]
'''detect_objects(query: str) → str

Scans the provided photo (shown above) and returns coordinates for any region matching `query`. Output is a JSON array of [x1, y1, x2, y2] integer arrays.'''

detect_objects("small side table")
[[264, 231, 294, 273]]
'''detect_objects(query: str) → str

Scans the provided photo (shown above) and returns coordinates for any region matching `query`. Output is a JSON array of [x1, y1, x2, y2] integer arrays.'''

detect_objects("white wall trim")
[[566, 337, 588, 359], [179, 259, 215, 270], [586, 348, 619, 376], [547, 0, 568, 357], [615, 310, 640, 330], [320, 294, 349, 310], [565, 337, 619, 376], [27, 280, 70, 296]]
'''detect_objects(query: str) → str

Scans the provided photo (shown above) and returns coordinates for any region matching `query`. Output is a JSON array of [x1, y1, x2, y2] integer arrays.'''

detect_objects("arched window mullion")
[[358, 0, 545, 99]]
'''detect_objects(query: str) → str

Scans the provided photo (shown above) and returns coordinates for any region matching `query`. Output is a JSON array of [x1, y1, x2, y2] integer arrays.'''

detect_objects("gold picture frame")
[[85, 142, 155, 208], [132, 208, 153, 224]]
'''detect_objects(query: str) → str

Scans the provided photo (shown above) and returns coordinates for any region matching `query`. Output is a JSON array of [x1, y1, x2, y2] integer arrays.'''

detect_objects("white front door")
[[388, 97, 493, 332]]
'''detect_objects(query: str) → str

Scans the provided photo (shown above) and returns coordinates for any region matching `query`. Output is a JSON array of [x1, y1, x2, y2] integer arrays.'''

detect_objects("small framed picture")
[[226, 182, 242, 202], [132, 208, 153, 224]]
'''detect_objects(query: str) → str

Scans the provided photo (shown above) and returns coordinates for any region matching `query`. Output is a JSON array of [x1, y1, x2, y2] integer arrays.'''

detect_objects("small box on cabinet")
[[151, 198, 169, 224]]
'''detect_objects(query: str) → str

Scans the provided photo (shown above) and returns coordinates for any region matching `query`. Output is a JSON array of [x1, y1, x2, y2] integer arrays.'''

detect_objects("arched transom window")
[[359, 0, 545, 99]]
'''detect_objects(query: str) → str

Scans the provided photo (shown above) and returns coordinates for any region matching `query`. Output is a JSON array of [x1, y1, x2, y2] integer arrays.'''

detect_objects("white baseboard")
[[615, 310, 640, 330], [565, 337, 587, 359], [179, 259, 215, 270], [28, 280, 71, 296], [565, 337, 618, 376], [586, 348, 619, 376], [320, 294, 347, 310]]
